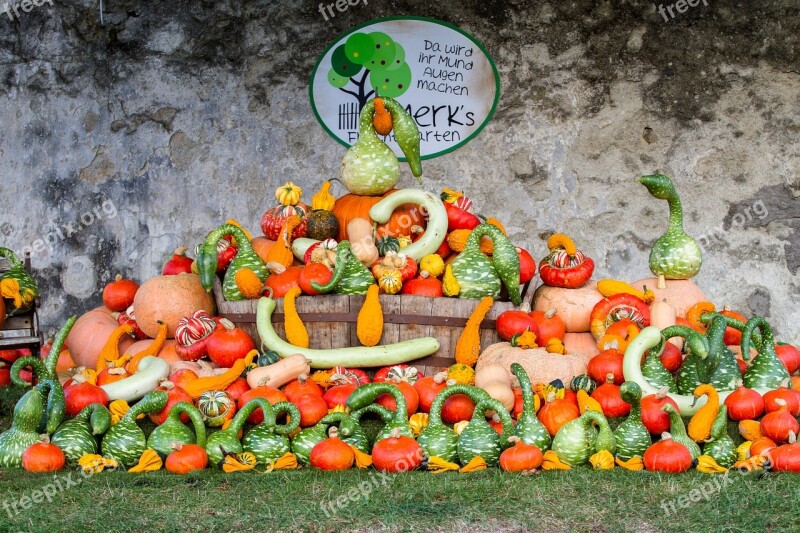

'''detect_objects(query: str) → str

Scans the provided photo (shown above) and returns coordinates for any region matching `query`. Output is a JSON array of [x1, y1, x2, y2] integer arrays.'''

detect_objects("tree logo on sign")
[[327, 31, 412, 109]]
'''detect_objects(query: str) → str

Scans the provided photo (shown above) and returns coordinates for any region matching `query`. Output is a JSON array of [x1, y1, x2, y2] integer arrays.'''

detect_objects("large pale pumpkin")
[[476, 342, 592, 385], [133, 274, 215, 338], [532, 281, 603, 333], [630, 277, 706, 318], [563, 332, 600, 358], [66, 307, 136, 368], [332, 190, 426, 241]]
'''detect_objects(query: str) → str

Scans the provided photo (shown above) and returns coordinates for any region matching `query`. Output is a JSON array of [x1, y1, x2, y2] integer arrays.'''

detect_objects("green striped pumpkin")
[[742, 317, 790, 389], [206, 398, 274, 467], [450, 224, 521, 305], [198, 224, 268, 301], [703, 406, 737, 468], [457, 396, 513, 466], [310, 241, 375, 295], [512, 363, 552, 451], [570, 374, 597, 395]]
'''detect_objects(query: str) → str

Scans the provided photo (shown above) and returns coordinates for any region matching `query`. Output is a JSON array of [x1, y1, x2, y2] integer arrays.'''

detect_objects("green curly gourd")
[[613, 382, 651, 462], [206, 397, 275, 467], [0, 388, 45, 467], [702, 315, 741, 392], [741, 317, 790, 389], [700, 312, 763, 351], [417, 385, 491, 463], [369, 189, 448, 261], [0, 247, 39, 314], [291, 412, 357, 465], [450, 224, 522, 305], [243, 401, 301, 465], [551, 409, 615, 466], [659, 325, 712, 395], [662, 404, 701, 460], [310, 241, 375, 295], [510, 363, 551, 452], [703, 405, 737, 468], [146, 402, 207, 457], [198, 224, 268, 300], [10, 316, 76, 434], [642, 343, 677, 393], [101, 391, 168, 467], [341, 97, 422, 196], [346, 383, 413, 441], [458, 397, 514, 466], [638, 174, 702, 280], [349, 403, 393, 451], [51, 403, 111, 463]]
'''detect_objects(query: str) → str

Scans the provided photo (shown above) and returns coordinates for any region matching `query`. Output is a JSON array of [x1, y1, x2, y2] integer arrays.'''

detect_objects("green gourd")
[[11, 317, 76, 434], [205, 398, 274, 466], [741, 317, 790, 389], [369, 189, 447, 261], [146, 402, 207, 457], [345, 383, 413, 441], [660, 325, 713, 395], [510, 363, 551, 452], [551, 410, 615, 467], [341, 97, 421, 196], [570, 374, 597, 395], [662, 404, 701, 460], [101, 391, 168, 467], [291, 412, 357, 465], [638, 174, 702, 280], [703, 405, 737, 468], [0, 247, 39, 314], [349, 403, 394, 451], [310, 241, 375, 295], [450, 224, 522, 305], [457, 397, 514, 466], [198, 224, 268, 300], [51, 403, 111, 463], [0, 388, 45, 467], [703, 315, 741, 392], [642, 345, 677, 393], [613, 382, 651, 461], [417, 385, 490, 463], [243, 401, 301, 465]]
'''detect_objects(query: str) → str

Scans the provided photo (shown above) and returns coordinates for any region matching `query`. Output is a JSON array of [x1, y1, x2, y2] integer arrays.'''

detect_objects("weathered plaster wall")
[[0, 0, 798, 340]]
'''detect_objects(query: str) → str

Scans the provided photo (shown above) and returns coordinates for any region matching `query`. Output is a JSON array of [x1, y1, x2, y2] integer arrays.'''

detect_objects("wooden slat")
[[379, 294, 400, 346]]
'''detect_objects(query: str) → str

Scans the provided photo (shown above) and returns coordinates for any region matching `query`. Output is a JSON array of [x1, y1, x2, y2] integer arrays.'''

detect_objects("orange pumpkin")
[[133, 273, 215, 338], [331, 190, 426, 241], [791, 376, 800, 392], [563, 332, 600, 358], [532, 281, 603, 333], [264, 266, 302, 298], [66, 307, 136, 368], [630, 277, 707, 318], [251, 237, 276, 263]]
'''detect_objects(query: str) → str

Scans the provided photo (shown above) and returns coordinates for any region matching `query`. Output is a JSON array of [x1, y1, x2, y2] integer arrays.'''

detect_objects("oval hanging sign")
[[309, 16, 500, 161]]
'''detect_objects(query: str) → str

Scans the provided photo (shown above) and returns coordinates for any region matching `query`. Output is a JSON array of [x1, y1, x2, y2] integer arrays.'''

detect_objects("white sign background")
[[309, 17, 500, 161]]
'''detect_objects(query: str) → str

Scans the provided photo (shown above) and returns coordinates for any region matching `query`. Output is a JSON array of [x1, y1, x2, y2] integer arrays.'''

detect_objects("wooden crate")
[[214, 278, 536, 376]]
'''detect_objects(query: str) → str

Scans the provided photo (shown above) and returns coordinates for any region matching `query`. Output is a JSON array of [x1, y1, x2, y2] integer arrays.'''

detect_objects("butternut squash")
[[650, 298, 680, 349], [246, 353, 311, 389], [474, 364, 511, 388], [482, 381, 515, 410], [347, 218, 379, 266]]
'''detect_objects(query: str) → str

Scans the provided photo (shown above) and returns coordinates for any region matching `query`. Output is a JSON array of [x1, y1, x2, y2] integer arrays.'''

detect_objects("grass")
[[0, 387, 798, 532]]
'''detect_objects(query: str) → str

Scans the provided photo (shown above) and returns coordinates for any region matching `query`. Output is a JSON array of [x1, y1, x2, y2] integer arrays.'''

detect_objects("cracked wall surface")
[[0, 0, 798, 341]]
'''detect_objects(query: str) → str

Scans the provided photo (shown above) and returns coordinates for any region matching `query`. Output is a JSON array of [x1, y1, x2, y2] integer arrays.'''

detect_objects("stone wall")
[[1, 0, 798, 340]]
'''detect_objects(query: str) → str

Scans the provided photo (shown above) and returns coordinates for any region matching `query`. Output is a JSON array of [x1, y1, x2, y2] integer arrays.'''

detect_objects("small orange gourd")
[[454, 297, 494, 366], [182, 351, 257, 399], [687, 384, 719, 442], [95, 324, 135, 372], [372, 98, 393, 136], [234, 268, 264, 299], [357, 285, 383, 347], [266, 215, 302, 270], [284, 287, 309, 348]]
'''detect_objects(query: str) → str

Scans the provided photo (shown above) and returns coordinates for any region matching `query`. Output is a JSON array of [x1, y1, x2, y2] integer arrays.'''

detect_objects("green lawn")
[[0, 387, 798, 532]]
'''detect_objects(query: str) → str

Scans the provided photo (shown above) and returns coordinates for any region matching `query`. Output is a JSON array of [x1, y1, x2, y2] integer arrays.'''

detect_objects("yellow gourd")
[[266, 215, 301, 270], [738, 419, 763, 441], [183, 351, 257, 399], [546, 233, 577, 255], [542, 450, 571, 470], [459, 456, 487, 473], [447, 229, 493, 254], [597, 279, 655, 304], [696, 454, 728, 474], [419, 254, 445, 278], [128, 449, 162, 473], [577, 389, 602, 413], [427, 456, 460, 473], [442, 265, 460, 297], [377, 269, 403, 295], [276, 182, 302, 206], [615, 456, 644, 471], [447, 364, 475, 385], [357, 285, 383, 347], [454, 297, 494, 366], [222, 452, 257, 473], [311, 181, 336, 211], [409, 413, 429, 436], [95, 324, 135, 372], [546, 337, 567, 354], [284, 287, 309, 348], [688, 384, 719, 442], [234, 268, 264, 299], [589, 450, 615, 470], [267, 452, 299, 471]]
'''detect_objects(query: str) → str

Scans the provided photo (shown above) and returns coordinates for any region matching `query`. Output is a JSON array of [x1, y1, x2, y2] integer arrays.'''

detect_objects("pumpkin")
[[587, 349, 624, 385], [250, 237, 277, 263], [306, 210, 339, 241], [401, 272, 443, 297], [630, 276, 707, 318], [196, 390, 236, 428], [640, 390, 680, 434], [763, 388, 800, 416], [529, 309, 566, 344], [310, 427, 354, 471], [413, 372, 449, 413], [591, 375, 631, 418], [294, 393, 329, 428], [283, 374, 323, 402], [441, 393, 475, 424], [133, 274, 215, 338], [377, 269, 403, 295], [770, 432, 800, 472], [102, 275, 139, 312], [761, 400, 799, 443], [264, 266, 302, 297], [237, 386, 288, 425], [477, 342, 592, 386], [724, 382, 765, 421], [66, 308, 136, 369], [643, 433, 692, 473], [323, 383, 357, 410], [206, 319, 255, 368], [165, 443, 208, 474], [372, 428, 423, 473], [775, 344, 800, 375], [499, 436, 543, 472], [260, 204, 309, 241], [162, 247, 194, 275], [496, 311, 540, 342], [537, 396, 580, 437], [64, 382, 109, 417], [532, 281, 603, 333], [22, 436, 65, 473], [563, 332, 600, 358], [332, 190, 426, 241], [126, 339, 181, 366], [149, 381, 192, 425]]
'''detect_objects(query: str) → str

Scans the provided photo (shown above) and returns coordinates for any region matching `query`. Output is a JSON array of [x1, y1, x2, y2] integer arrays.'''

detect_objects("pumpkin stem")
[[507, 436, 521, 444], [328, 426, 339, 439], [390, 428, 401, 439], [661, 432, 673, 441], [159, 379, 175, 391], [171, 442, 184, 452], [173, 246, 188, 256], [218, 318, 236, 331], [656, 386, 670, 399], [788, 431, 797, 444], [605, 373, 615, 384], [433, 371, 448, 384], [114, 274, 123, 282], [545, 308, 558, 320], [657, 275, 667, 290], [38, 434, 50, 444]]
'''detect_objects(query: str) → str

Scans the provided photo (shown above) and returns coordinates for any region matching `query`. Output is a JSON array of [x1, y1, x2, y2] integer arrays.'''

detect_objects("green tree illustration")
[[328, 31, 412, 109]]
